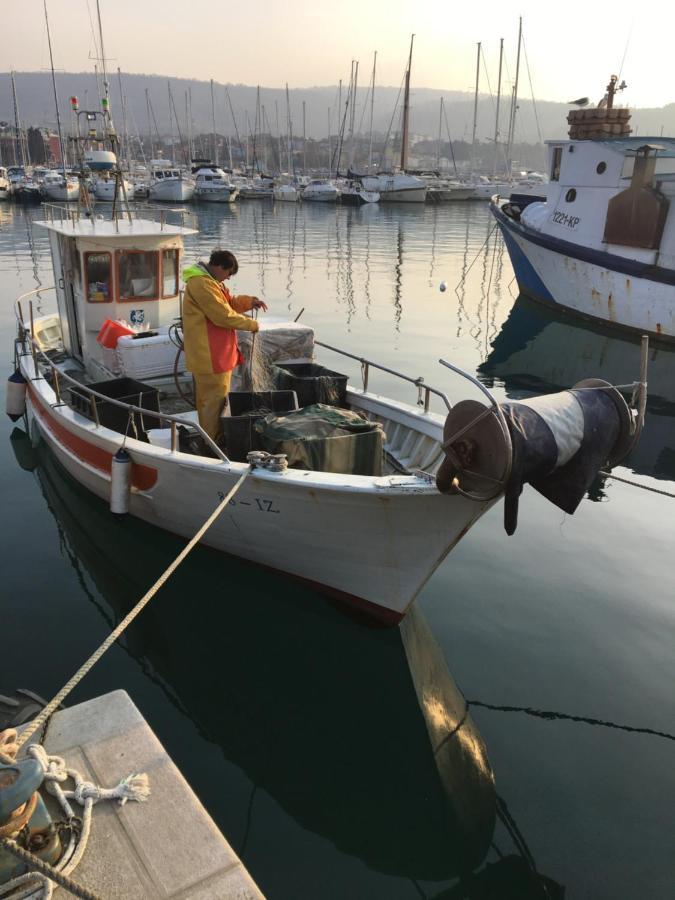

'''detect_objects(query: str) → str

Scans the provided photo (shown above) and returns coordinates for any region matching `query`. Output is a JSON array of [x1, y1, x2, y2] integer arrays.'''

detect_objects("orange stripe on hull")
[[28, 385, 158, 491]]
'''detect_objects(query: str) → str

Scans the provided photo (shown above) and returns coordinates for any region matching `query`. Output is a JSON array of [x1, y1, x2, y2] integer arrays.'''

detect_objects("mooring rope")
[[0, 840, 102, 900], [600, 470, 675, 499], [16, 467, 251, 751]]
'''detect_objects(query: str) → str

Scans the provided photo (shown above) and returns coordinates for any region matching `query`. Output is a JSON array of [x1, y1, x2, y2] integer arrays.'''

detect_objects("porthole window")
[[565, 188, 577, 202], [596, 161, 607, 174]]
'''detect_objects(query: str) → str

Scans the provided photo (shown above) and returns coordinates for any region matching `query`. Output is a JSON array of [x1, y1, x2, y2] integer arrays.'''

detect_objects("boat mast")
[[302, 100, 307, 174], [43, 0, 67, 173], [400, 34, 415, 171], [11, 71, 25, 169], [187, 89, 194, 163], [117, 68, 132, 173], [506, 16, 522, 178], [492, 38, 504, 177], [285, 83, 293, 174], [145, 89, 155, 160], [210, 79, 218, 165], [327, 107, 331, 175], [436, 97, 443, 170], [348, 60, 359, 172], [95, 0, 114, 132], [470, 42, 480, 176], [368, 50, 377, 172]]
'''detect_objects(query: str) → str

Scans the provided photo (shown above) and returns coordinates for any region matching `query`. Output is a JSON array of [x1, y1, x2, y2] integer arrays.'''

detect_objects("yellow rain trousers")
[[182, 263, 259, 440]]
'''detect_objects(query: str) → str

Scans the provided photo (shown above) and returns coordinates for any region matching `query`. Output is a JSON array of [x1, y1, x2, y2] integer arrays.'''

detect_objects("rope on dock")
[[0, 838, 102, 900], [15, 467, 252, 751]]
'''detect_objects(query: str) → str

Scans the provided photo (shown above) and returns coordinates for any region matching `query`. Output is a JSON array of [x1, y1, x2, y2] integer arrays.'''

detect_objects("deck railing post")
[[361, 361, 369, 392], [171, 421, 177, 452], [29, 302, 39, 379], [89, 395, 100, 427]]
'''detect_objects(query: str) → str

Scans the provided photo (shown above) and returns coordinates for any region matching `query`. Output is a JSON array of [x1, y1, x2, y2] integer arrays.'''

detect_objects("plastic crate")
[[221, 390, 299, 461], [273, 363, 348, 407], [68, 377, 161, 438]]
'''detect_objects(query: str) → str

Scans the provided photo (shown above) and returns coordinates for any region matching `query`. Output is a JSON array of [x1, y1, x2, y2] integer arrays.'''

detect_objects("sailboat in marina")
[[362, 36, 427, 202]]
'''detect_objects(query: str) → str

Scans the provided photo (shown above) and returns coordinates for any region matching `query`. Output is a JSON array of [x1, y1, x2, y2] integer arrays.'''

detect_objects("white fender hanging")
[[6, 369, 27, 421], [110, 447, 132, 515]]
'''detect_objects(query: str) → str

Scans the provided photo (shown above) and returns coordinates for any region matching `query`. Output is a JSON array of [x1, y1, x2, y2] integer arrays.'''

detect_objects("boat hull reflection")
[[31, 438, 497, 881]]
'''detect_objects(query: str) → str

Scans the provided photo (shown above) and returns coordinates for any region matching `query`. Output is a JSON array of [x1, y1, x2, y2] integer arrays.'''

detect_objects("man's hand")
[[251, 297, 268, 312]]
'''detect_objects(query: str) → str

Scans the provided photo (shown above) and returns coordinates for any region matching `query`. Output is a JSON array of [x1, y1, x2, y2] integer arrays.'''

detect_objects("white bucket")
[[147, 428, 173, 450]]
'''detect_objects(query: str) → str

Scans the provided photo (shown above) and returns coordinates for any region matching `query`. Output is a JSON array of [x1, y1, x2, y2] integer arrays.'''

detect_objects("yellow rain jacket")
[[182, 263, 259, 375]]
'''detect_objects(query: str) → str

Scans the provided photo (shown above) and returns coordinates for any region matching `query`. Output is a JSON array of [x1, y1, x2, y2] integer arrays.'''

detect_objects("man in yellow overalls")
[[182, 250, 268, 439]]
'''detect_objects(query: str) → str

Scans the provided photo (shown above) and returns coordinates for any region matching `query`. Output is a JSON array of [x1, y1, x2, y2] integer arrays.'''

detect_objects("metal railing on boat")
[[314, 340, 452, 414], [41, 202, 194, 231], [14, 289, 229, 462]]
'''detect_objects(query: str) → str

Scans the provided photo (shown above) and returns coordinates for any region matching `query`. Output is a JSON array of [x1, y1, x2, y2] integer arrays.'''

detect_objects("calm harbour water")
[[1, 199, 673, 898]]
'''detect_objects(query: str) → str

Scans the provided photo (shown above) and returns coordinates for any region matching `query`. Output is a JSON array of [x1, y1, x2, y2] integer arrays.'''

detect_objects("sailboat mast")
[[327, 107, 331, 175], [285, 83, 292, 174], [302, 101, 306, 173], [10, 72, 24, 169], [349, 60, 359, 171], [117, 68, 132, 172], [43, 0, 67, 172], [187, 89, 193, 163], [368, 50, 377, 172], [95, 0, 114, 129], [436, 97, 444, 170], [492, 38, 504, 177], [506, 17, 522, 177], [210, 79, 218, 165], [145, 89, 154, 160], [470, 42, 480, 175], [167, 82, 174, 160], [400, 34, 415, 171]]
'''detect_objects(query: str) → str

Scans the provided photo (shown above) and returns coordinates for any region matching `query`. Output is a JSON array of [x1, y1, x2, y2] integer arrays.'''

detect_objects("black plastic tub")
[[228, 390, 298, 417], [273, 363, 348, 408], [68, 377, 160, 439], [221, 390, 299, 461]]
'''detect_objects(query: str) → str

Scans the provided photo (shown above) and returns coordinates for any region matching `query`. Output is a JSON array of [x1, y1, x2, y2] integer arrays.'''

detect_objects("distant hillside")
[[2, 71, 674, 144]]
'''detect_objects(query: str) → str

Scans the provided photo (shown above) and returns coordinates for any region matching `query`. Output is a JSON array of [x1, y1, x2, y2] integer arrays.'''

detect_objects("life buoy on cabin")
[[110, 448, 132, 514], [6, 370, 27, 421]]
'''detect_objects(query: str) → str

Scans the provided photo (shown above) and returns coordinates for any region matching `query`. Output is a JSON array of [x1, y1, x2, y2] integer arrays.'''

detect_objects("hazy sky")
[[6, 0, 673, 108]]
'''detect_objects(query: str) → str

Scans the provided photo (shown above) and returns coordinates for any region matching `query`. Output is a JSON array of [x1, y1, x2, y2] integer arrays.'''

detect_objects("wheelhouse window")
[[162, 249, 179, 297], [551, 147, 563, 182], [85, 252, 112, 302], [118, 250, 159, 301]]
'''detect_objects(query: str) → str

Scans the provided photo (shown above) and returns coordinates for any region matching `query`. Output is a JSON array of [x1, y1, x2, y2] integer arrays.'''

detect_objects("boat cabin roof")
[[34, 218, 197, 238], [546, 136, 675, 158]]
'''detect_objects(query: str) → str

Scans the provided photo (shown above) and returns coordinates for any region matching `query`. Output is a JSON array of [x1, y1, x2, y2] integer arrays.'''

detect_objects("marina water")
[[1, 200, 673, 898]]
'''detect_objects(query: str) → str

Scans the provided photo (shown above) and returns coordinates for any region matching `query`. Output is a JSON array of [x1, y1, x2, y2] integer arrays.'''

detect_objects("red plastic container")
[[97, 319, 135, 349]]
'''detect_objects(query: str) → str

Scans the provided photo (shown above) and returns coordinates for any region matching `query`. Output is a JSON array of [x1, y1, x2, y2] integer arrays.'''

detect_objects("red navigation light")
[[70, 96, 79, 110]]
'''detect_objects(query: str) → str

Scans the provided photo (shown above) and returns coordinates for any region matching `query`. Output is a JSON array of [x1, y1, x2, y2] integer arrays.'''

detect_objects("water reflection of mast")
[[393, 220, 403, 328], [344, 209, 356, 325]]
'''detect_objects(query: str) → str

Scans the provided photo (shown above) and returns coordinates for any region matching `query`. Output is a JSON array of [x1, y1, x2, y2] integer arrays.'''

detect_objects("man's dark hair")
[[209, 250, 239, 274]]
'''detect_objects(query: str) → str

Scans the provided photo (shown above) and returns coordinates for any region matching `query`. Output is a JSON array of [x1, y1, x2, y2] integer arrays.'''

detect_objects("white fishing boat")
[[7, 203, 643, 624], [0, 167, 9, 200], [492, 76, 675, 340], [148, 164, 195, 202], [193, 165, 238, 203], [273, 182, 301, 203], [93, 175, 136, 201], [302, 179, 339, 202]]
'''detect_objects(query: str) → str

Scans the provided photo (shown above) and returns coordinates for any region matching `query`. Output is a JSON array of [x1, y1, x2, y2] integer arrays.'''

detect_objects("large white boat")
[[193, 165, 238, 203], [273, 182, 301, 203], [8, 204, 641, 624], [93, 176, 136, 201], [41, 171, 80, 202], [492, 80, 675, 340], [362, 173, 427, 203], [148, 164, 195, 202], [302, 179, 339, 202]]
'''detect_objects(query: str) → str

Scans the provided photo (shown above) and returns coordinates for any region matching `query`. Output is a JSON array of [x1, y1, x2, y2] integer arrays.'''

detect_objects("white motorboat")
[[273, 183, 301, 203], [302, 179, 339, 202], [93, 176, 136, 202], [235, 176, 274, 199], [492, 77, 675, 340], [0, 167, 9, 200], [193, 166, 238, 203], [423, 176, 474, 202], [338, 180, 380, 205], [148, 164, 195, 202], [362, 173, 427, 203], [8, 204, 642, 624], [41, 171, 80, 202]]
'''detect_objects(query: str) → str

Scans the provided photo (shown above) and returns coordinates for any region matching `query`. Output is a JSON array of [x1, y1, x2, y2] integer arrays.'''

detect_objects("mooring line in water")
[[15, 468, 252, 751], [467, 700, 675, 742], [599, 470, 675, 499], [454, 223, 499, 296]]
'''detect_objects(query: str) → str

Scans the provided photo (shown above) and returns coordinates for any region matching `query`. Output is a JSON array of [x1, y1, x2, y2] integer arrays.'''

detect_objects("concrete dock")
[[33, 690, 264, 899]]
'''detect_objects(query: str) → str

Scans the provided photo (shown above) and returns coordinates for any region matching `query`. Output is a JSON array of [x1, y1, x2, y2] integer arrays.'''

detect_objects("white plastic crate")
[[117, 332, 184, 379]]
